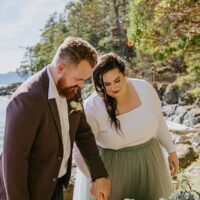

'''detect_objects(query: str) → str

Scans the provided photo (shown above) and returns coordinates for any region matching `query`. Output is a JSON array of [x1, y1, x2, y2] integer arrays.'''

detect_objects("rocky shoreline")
[[0, 83, 21, 96]]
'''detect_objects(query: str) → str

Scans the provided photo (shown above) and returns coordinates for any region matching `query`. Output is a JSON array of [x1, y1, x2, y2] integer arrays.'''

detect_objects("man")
[[0, 37, 110, 200]]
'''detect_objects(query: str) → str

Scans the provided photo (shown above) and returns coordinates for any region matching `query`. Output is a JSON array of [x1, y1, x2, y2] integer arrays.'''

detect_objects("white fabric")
[[47, 67, 71, 178], [85, 78, 175, 151], [73, 78, 175, 178]]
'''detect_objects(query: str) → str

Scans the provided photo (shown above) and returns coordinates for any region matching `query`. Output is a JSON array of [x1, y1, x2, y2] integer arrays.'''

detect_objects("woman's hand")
[[168, 151, 179, 176]]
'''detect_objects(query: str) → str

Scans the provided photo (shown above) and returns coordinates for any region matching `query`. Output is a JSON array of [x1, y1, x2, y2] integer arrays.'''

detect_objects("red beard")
[[57, 77, 80, 100]]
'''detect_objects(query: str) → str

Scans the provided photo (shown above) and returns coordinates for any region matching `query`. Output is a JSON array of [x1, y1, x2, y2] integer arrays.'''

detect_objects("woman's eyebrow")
[[104, 76, 121, 84]]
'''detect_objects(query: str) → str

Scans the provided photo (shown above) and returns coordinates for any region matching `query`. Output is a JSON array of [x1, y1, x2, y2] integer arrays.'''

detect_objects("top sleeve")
[[83, 99, 100, 138], [74, 97, 108, 181], [73, 99, 100, 178], [146, 81, 176, 153]]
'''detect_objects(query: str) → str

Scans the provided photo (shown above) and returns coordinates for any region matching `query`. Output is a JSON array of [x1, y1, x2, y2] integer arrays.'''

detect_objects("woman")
[[73, 53, 179, 200]]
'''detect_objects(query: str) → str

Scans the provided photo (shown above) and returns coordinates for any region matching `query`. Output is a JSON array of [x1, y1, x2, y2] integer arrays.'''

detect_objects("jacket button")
[[58, 156, 62, 161], [52, 178, 57, 182]]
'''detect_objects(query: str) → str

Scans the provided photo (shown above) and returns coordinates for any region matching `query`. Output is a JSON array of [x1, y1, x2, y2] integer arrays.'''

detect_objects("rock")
[[163, 105, 189, 124], [82, 83, 94, 100], [157, 83, 167, 98], [179, 92, 195, 106], [176, 144, 198, 168], [191, 132, 200, 153], [163, 84, 180, 104], [0, 83, 21, 96], [173, 106, 189, 124], [171, 115, 184, 124], [157, 67, 177, 82], [162, 104, 178, 117], [184, 160, 200, 192], [184, 164, 200, 176], [172, 131, 200, 154], [167, 121, 199, 134], [192, 124, 200, 129], [183, 108, 200, 126], [175, 106, 188, 117], [163, 105, 200, 127], [172, 134, 191, 144]]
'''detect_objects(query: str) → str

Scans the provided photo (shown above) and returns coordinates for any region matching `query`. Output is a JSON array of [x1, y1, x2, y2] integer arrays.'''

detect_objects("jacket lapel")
[[67, 100, 75, 146], [41, 66, 63, 143], [67, 93, 82, 146]]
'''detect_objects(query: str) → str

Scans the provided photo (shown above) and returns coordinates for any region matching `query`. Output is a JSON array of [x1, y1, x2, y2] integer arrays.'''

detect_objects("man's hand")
[[168, 151, 179, 176], [90, 177, 111, 200]]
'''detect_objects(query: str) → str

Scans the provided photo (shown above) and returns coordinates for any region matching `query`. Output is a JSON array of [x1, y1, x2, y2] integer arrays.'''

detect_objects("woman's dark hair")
[[93, 53, 126, 133]]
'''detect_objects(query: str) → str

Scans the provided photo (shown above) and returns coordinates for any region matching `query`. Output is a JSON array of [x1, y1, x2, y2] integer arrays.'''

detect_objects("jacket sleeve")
[[2, 94, 39, 200], [74, 110, 108, 181]]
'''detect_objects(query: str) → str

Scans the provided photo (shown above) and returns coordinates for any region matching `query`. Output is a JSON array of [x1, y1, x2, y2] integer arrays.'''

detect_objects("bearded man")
[[0, 37, 110, 200]]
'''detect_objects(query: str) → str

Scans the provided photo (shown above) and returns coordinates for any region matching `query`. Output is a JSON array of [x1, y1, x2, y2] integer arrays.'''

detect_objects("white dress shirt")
[[47, 67, 71, 178]]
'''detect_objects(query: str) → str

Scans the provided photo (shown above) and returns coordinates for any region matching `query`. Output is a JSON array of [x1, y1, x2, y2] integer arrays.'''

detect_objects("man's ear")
[[57, 63, 65, 75]]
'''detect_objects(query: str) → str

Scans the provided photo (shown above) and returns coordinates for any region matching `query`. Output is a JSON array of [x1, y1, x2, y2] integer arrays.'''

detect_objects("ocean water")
[[0, 97, 8, 152]]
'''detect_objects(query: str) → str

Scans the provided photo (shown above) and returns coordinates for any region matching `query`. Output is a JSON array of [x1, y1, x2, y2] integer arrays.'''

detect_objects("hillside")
[[0, 71, 25, 85]]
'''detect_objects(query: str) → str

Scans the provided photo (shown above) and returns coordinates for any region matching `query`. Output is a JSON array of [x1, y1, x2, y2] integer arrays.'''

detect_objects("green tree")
[[66, 0, 131, 56], [19, 0, 134, 74], [128, 0, 200, 81], [19, 12, 69, 73]]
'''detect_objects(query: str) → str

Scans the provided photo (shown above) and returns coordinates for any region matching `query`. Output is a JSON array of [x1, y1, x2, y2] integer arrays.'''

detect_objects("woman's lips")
[[112, 90, 120, 94]]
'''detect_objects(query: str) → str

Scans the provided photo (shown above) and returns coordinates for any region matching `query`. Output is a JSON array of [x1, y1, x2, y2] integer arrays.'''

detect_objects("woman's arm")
[[147, 82, 179, 175]]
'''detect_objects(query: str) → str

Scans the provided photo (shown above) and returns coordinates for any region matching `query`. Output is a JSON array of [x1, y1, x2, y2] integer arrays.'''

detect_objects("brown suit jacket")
[[0, 67, 108, 200]]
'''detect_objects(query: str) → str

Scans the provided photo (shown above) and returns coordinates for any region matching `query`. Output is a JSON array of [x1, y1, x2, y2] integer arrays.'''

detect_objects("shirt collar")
[[47, 66, 60, 100]]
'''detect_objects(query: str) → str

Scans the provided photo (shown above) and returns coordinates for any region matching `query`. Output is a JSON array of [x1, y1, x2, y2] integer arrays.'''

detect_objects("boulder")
[[183, 108, 200, 126], [191, 132, 200, 153], [163, 85, 180, 104], [163, 105, 200, 127], [176, 144, 198, 168], [162, 105, 178, 117]]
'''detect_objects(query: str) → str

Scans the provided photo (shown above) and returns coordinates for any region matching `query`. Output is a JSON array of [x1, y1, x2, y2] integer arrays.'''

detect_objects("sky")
[[0, 0, 69, 74]]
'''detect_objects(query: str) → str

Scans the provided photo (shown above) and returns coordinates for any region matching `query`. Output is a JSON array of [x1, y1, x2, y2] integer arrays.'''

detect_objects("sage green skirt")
[[73, 137, 173, 200]]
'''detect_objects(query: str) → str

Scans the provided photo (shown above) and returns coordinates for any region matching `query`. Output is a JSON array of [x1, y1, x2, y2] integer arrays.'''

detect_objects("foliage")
[[187, 87, 200, 99], [19, 12, 69, 74], [66, 0, 132, 57], [127, 0, 200, 80], [18, 0, 200, 84], [161, 171, 200, 200], [19, 0, 134, 73]]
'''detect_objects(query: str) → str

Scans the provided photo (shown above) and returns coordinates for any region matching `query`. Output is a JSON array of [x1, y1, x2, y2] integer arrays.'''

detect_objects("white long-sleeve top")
[[73, 78, 175, 176]]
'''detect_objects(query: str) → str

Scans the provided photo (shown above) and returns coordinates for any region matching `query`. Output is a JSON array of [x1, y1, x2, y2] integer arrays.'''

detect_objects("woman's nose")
[[111, 84, 117, 91]]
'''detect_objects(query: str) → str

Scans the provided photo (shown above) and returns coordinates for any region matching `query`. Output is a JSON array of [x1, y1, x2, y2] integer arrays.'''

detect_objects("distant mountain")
[[0, 71, 27, 85]]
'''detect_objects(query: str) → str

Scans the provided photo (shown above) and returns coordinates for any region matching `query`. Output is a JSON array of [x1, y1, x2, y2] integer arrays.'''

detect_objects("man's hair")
[[52, 37, 97, 68]]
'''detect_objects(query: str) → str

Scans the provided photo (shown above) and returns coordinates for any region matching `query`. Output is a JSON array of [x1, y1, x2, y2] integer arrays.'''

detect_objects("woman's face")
[[102, 68, 126, 98]]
